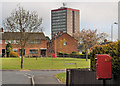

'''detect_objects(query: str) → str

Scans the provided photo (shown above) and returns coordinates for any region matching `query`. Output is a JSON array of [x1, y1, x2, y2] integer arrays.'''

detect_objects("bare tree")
[[4, 6, 43, 69], [73, 29, 108, 61]]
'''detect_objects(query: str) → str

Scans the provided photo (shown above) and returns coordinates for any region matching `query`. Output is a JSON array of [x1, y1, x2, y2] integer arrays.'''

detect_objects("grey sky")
[[0, 1, 118, 41]]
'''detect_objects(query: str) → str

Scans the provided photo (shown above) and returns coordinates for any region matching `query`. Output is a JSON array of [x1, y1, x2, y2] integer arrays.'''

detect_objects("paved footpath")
[[2, 70, 65, 85]]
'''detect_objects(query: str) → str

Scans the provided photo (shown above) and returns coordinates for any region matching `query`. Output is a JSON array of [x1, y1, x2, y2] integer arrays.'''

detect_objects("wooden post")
[[103, 79, 106, 86]]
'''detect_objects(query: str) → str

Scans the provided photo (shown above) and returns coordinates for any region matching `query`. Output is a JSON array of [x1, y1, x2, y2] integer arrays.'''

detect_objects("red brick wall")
[[46, 33, 78, 56], [0, 40, 48, 57], [0, 34, 78, 57], [55, 33, 78, 54]]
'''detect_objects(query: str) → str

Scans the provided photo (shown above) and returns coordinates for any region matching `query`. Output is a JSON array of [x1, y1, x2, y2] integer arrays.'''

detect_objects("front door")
[[2, 49, 5, 57], [40, 49, 46, 57]]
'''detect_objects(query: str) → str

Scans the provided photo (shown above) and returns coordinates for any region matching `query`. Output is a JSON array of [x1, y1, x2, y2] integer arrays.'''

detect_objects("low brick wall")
[[66, 69, 120, 86]]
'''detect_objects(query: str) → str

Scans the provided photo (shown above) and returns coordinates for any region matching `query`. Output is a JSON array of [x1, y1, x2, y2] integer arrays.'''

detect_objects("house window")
[[63, 41, 67, 46], [5, 40, 8, 44], [16, 40, 20, 44], [5, 40, 11, 44], [31, 40, 34, 44], [28, 40, 34, 44], [13, 49, 17, 52], [11, 40, 14, 44], [35, 40, 41, 44], [11, 40, 16, 44], [28, 40, 41, 44], [27, 40, 30, 44], [29, 49, 38, 54], [0, 40, 2, 44]]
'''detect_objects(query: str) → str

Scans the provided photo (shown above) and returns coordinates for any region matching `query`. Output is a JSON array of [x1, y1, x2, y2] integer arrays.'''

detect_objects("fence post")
[[66, 69, 71, 86]]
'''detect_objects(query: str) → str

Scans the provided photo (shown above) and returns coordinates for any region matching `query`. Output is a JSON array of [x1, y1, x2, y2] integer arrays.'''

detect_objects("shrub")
[[58, 52, 90, 59], [90, 41, 120, 75], [2, 53, 5, 57], [58, 52, 69, 57], [82, 51, 86, 54], [72, 51, 77, 54], [71, 52, 81, 56], [9, 51, 18, 57]]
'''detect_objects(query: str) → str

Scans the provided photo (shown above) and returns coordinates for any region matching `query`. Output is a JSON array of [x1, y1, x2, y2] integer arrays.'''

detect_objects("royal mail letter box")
[[96, 54, 112, 80]]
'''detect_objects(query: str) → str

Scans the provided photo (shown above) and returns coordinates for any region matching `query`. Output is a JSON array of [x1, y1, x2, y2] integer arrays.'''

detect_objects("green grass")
[[55, 72, 66, 83], [1, 57, 90, 70]]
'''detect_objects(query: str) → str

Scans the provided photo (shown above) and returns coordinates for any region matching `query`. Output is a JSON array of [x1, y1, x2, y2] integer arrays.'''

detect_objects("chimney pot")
[[57, 32, 60, 36], [1, 28, 3, 32], [104, 39, 107, 43], [60, 31, 63, 34], [23, 28, 25, 32]]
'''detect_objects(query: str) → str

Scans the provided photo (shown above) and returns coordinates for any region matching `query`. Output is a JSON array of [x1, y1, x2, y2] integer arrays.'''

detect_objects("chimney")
[[23, 28, 25, 32], [57, 32, 60, 36], [104, 39, 107, 43], [1, 28, 3, 32], [60, 31, 63, 34], [54, 34, 56, 37]]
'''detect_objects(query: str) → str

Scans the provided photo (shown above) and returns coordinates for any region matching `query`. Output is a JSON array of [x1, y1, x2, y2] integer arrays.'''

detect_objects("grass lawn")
[[55, 72, 66, 83], [1, 57, 90, 70]]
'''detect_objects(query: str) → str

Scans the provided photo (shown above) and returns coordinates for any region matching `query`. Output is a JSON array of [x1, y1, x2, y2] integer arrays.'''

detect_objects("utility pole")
[[111, 24, 113, 42], [111, 22, 118, 41], [55, 35, 57, 57]]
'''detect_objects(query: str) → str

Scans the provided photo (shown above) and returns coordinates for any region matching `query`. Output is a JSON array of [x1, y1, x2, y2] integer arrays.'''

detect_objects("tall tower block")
[[51, 7, 80, 38]]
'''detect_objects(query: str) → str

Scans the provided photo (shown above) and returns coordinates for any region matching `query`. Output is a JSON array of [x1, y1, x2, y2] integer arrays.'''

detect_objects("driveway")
[[2, 70, 66, 85]]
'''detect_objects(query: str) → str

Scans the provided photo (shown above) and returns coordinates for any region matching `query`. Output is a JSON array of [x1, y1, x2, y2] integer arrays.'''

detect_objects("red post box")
[[52, 54, 56, 58], [96, 54, 112, 80]]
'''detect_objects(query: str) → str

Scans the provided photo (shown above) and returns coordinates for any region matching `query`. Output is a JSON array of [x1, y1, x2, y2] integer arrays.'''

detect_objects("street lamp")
[[55, 35, 57, 57], [111, 22, 118, 41]]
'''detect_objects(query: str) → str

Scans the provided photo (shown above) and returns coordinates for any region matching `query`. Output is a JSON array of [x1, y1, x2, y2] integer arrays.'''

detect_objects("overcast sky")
[[0, 0, 119, 41]]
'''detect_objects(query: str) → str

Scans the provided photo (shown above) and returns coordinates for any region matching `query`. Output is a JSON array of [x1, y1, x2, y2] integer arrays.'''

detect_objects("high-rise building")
[[51, 7, 80, 38]]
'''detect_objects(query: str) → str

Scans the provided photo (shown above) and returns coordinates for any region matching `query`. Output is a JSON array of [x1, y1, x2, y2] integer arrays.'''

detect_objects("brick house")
[[0, 29, 48, 57], [47, 33, 78, 56]]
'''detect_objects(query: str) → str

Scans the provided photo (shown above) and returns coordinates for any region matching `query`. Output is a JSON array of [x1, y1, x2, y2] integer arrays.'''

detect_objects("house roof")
[[52, 33, 77, 41], [1, 32, 46, 40]]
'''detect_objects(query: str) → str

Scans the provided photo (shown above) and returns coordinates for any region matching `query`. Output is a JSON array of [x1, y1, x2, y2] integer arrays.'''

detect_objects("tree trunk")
[[36, 55, 38, 60], [7, 52, 9, 57], [21, 47, 24, 69], [86, 49, 88, 61]]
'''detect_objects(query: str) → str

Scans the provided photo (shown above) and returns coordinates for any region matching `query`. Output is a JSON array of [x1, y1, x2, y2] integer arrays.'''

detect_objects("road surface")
[[2, 70, 66, 85]]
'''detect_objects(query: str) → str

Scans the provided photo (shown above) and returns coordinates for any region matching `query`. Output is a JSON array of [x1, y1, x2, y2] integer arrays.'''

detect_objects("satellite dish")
[[63, 3, 67, 7]]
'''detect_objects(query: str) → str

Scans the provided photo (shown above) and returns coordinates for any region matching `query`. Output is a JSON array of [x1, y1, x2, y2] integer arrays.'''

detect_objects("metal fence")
[[66, 69, 120, 86], [57, 55, 90, 59]]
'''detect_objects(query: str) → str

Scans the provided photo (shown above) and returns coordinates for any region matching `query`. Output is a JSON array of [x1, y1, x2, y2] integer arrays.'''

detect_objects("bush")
[[9, 51, 18, 57], [58, 52, 90, 58], [72, 51, 77, 54], [90, 41, 120, 75], [71, 52, 80, 56], [2, 53, 5, 57], [82, 51, 86, 54], [58, 52, 70, 57]]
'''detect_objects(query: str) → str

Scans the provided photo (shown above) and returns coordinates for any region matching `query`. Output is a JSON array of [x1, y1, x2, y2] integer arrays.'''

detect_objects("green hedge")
[[58, 52, 90, 59], [90, 41, 120, 75]]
